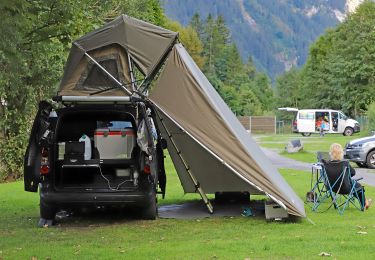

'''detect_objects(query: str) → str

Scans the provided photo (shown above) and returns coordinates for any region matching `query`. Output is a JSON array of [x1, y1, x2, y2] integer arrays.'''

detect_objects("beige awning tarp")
[[58, 15, 178, 96], [150, 44, 305, 217]]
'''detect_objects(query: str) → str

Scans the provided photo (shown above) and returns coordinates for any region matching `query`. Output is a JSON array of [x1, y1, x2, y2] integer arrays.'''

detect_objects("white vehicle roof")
[[278, 107, 345, 113]]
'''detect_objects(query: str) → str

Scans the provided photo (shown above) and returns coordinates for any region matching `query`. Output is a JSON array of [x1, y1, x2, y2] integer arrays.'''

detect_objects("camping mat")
[[158, 200, 265, 219]]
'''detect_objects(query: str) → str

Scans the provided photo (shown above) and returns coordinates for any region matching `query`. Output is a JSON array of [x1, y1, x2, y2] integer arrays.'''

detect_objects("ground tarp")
[[150, 44, 305, 217]]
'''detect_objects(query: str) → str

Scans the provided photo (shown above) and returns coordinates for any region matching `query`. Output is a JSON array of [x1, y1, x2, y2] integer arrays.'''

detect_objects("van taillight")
[[143, 165, 151, 174], [40, 165, 50, 175], [40, 147, 49, 175]]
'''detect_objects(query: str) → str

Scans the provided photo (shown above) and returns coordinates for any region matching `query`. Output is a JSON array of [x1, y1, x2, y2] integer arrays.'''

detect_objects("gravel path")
[[261, 147, 375, 187]]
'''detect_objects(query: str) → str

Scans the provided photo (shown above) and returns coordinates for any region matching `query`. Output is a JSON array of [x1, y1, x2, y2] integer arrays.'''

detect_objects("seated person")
[[324, 143, 371, 209], [316, 117, 323, 131], [322, 116, 330, 130]]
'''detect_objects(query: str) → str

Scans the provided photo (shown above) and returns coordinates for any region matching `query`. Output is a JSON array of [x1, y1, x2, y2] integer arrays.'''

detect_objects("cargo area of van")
[[53, 108, 142, 191]]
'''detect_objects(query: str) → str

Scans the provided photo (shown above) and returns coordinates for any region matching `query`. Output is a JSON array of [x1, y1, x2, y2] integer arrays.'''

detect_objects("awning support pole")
[[155, 109, 214, 214], [82, 51, 132, 96]]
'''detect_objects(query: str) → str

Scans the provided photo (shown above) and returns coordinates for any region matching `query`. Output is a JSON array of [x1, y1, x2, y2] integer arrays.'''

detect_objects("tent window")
[[83, 59, 119, 88]]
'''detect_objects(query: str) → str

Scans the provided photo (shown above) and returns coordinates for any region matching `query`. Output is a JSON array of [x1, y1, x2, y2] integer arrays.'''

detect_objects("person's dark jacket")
[[322, 159, 358, 194]]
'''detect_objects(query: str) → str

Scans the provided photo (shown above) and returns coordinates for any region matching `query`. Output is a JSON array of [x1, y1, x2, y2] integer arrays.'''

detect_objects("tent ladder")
[[156, 111, 214, 214]]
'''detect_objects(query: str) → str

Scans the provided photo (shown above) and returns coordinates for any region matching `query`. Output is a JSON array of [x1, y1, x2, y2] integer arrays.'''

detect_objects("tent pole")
[[155, 109, 214, 214], [127, 52, 137, 91], [83, 51, 132, 96]]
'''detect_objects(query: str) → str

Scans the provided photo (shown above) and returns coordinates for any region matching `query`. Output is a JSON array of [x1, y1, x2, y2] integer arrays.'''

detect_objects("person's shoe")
[[365, 198, 372, 210]]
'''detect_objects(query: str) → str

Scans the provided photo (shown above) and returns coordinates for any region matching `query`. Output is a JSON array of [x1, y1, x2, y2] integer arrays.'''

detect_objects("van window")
[[299, 111, 314, 120], [97, 120, 133, 130], [339, 113, 347, 120]]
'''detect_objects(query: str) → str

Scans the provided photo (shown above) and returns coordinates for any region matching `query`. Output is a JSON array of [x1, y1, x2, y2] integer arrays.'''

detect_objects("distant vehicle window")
[[339, 113, 347, 120], [97, 120, 133, 129], [299, 112, 314, 120]]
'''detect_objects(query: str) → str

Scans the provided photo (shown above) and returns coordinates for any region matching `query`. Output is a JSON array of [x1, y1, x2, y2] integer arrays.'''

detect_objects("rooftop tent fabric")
[[58, 15, 178, 96], [150, 44, 306, 217], [58, 45, 132, 96]]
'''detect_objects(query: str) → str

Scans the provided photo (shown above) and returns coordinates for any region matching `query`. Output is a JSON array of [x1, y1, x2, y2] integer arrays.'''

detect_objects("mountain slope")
[[162, 0, 361, 80]]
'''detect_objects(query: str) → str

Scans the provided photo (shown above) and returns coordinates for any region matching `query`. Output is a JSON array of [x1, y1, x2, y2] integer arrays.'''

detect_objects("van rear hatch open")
[[53, 105, 139, 191]]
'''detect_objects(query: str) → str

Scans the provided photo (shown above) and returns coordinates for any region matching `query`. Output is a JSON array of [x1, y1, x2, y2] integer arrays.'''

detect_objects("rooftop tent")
[[150, 44, 306, 217], [57, 15, 178, 96]]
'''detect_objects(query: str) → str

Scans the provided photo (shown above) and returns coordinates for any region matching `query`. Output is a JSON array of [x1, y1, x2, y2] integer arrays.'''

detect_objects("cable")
[[98, 166, 134, 191]]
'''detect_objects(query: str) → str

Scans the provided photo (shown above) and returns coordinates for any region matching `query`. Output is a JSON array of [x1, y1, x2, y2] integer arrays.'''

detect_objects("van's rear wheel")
[[343, 127, 354, 136], [142, 189, 157, 220], [301, 133, 311, 137], [40, 201, 56, 221]]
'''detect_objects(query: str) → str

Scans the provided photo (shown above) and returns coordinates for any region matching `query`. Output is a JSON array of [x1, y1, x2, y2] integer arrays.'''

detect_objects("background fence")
[[238, 116, 276, 134]]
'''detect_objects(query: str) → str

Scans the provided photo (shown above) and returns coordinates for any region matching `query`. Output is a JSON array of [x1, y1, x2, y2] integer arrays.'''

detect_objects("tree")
[[189, 13, 204, 39], [165, 20, 205, 68], [187, 13, 274, 116], [275, 68, 302, 109], [298, 1, 375, 116]]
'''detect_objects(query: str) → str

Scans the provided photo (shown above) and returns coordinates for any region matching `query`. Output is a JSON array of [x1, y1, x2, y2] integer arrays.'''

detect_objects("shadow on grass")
[[55, 206, 147, 228]]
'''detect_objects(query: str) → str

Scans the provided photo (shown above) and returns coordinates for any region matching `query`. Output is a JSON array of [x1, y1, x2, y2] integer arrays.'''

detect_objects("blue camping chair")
[[311, 159, 365, 214], [308, 152, 331, 205]]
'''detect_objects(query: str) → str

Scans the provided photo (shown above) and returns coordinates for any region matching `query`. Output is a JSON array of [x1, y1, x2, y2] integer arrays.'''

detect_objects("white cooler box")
[[94, 128, 136, 159]]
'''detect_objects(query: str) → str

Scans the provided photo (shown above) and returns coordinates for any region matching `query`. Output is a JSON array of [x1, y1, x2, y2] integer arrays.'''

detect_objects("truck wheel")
[[366, 151, 375, 169], [343, 127, 354, 136], [142, 189, 157, 220], [301, 133, 311, 137]]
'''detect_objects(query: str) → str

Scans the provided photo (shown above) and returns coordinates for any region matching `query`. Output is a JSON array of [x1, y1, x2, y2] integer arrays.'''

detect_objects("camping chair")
[[316, 151, 330, 162], [307, 152, 331, 205], [312, 160, 365, 214]]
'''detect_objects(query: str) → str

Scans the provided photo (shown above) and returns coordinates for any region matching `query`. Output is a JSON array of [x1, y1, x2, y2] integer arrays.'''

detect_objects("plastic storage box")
[[265, 201, 289, 220], [94, 128, 135, 159]]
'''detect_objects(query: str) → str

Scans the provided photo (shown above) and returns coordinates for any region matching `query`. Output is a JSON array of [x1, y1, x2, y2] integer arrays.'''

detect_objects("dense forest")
[[1, 0, 375, 179], [276, 1, 375, 118], [162, 0, 345, 80]]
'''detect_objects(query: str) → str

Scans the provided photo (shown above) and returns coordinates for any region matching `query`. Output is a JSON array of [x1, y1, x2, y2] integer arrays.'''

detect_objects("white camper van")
[[278, 108, 360, 136]]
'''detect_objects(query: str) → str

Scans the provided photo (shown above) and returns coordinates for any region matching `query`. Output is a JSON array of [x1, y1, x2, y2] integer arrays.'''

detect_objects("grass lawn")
[[258, 132, 369, 164], [0, 151, 375, 259]]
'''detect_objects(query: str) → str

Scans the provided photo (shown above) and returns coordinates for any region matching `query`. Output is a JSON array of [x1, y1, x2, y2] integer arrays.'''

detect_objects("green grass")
[[0, 152, 375, 259], [258, 132, 369, 164]]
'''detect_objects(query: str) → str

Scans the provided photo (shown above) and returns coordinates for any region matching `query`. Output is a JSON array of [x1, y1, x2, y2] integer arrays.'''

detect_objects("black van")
[[24, 96, 166, 226]]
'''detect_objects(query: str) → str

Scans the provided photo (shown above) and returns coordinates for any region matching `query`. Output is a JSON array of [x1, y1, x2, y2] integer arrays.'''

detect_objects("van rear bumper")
[[40, 190, 152, 208]]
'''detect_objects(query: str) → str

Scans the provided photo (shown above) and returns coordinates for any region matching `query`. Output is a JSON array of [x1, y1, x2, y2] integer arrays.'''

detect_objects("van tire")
[[142, 189, 157, 220], [366, 151, 375, 169], [343, 127, 354, 136], [40, 201, 57, 221], [301, 133, 311, 137]]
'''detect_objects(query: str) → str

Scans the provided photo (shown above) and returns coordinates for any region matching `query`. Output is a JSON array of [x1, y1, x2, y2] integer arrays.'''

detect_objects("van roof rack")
[[53, 96, 133, 105]]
